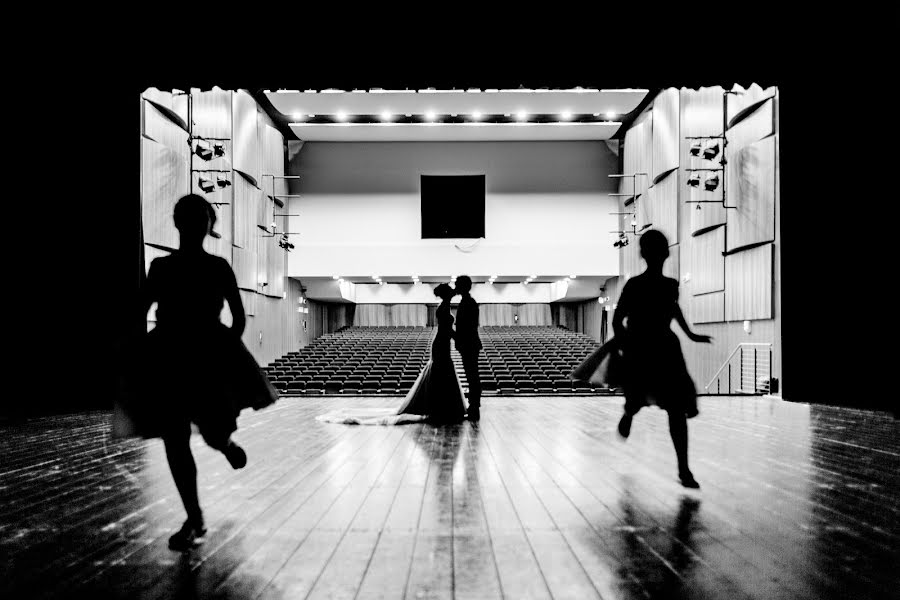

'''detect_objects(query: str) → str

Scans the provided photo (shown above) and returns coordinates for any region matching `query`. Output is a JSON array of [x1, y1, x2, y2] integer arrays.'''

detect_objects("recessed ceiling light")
[[560, 110, 573, 120], [381, 110, 393, 121], [371, 275, 379, 280], [292, 112, 305, 120], [425, 110, 437, 121], [517, 110, 528, 121], [332, 275, 339, 280], [471, 111, 482, 120], [308, 114, 316, 118], [606, 110, 616, 118], [336, 111, 348, 122], [569, 275, 577, 279], [593, 112, 600, 117]]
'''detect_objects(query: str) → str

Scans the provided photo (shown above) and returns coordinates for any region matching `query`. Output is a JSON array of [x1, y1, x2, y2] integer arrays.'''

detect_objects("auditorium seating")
[[266, 325, 615, 396]]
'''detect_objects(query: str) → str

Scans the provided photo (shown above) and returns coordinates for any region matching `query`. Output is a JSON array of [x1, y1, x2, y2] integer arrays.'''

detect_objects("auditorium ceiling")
[[262, 88, 648, 141]]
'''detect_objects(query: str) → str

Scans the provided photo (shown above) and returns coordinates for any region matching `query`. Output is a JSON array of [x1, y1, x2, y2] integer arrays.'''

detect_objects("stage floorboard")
[[2, 397, 898, 599]]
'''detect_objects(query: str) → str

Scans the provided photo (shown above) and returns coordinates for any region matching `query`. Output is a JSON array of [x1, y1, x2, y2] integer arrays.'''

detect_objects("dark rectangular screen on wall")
[[420, 175, 485, 238]]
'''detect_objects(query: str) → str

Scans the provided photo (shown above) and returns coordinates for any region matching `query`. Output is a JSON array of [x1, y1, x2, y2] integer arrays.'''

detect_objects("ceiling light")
[[371, 275, 379, 280], [606, 110, 616, 118], [292, 112, 305, 120], [687, 172, 701, 187], [593, 113, 600, 117], [332, 275, 339, 280], [517, 110, 528, 121], [425, 110, 437, 121], [308, 114, 316, 118], [472, 111, 482, 120], [381, 110, 393, 121], [336, 111, 348, 122], [561, 110, 573, 120], [529, 275, 537, 279], [569, 275, 577, 279], [703, 141, 720, 160]]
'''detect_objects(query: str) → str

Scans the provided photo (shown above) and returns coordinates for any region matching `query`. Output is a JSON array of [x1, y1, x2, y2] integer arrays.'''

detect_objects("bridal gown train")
[[316, 303, 467, 425]]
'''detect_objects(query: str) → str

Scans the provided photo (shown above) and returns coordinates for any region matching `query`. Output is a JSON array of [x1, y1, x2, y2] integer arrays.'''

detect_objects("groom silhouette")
[[454, 276, 482, 421]]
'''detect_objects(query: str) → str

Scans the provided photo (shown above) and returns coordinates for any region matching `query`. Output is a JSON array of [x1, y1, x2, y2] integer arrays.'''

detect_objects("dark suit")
[[454, 294, 482, 409]]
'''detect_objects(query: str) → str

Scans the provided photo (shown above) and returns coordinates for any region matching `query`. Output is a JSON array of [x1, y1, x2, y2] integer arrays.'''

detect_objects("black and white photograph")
[[2, 17, 896, 599]]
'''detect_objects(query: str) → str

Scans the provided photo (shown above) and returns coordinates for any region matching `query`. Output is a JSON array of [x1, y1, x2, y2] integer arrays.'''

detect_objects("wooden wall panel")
[[266, 237, 285, 298], [727, 83, 777, 128], [725, 243, 773, 321], [726, 98, 774, 149], [232, 175, 261, 250], [663, 244, 679, 281], [680, 87, 727, 235], [726, 135, 776, 252], [232, 90, 260, 185], [688, 291, 725, 324], [193, 173, 233, 263], [257, 232, 270, 293], [261, 123, 285, 193], [651, 88, 679, 182], [142, 101, 189, 156], [240, 289, 257, 317], [647, 171, 678, 244], [691, 226, 725, 295], [141, 137, 188, 250], [233, 246, 258, 292], [190, 87, 231, 140], [142, 89, 189, 130]]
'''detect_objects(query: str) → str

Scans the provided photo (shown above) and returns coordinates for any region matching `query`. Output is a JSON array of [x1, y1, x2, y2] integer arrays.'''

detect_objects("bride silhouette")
[[317, 283, 467, 425]]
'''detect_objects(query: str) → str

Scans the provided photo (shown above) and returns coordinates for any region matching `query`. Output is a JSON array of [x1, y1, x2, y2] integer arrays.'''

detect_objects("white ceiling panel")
[[266, 88, 648, 118], [289, 122, 622, 142]]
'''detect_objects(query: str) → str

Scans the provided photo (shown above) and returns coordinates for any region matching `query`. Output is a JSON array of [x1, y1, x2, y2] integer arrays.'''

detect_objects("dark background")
[[6, 12, 893, 417], [421, 175, 486, 239]]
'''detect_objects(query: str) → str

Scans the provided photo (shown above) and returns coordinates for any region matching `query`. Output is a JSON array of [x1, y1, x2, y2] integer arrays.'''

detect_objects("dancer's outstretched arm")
[[674, 304, 712, 343]]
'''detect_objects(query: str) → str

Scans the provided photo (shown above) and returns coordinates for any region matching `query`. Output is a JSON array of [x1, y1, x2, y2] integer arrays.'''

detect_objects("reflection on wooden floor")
[[2, 397, 898, 599]]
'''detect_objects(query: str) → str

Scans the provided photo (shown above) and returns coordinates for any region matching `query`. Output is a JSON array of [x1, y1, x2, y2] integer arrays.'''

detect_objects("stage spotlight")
[[703, 141, 720, 160], [687, 172, 701, 187], [216, 174, 231, 188], [704, 174, 720, 191], [689, 141, 702, 157], [198, 176, 215, 193], [213, 143, 225, 157], [194, 141, 213, 161]]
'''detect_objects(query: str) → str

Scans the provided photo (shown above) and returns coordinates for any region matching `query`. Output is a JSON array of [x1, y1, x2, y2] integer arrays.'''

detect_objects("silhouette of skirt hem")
[[113, 324, 279, 439], [316, 356, 466, 426], [571, 335, 698, 417]]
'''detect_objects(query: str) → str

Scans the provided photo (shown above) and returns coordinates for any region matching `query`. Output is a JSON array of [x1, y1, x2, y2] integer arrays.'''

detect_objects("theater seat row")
[[265, 326, 615, 395]]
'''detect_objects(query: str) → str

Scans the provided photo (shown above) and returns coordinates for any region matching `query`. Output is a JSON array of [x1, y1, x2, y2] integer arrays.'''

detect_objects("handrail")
[[705, 342, 772, 392]]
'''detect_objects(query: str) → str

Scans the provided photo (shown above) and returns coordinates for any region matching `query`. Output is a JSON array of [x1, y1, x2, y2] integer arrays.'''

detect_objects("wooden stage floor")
[[2, 397, 898, 600]]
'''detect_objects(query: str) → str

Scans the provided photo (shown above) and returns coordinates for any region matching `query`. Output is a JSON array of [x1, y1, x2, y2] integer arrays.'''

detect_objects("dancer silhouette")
[[573, 229, 711, 488], [317, 283, 466, 425], [116, 194, 278, 550]]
